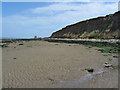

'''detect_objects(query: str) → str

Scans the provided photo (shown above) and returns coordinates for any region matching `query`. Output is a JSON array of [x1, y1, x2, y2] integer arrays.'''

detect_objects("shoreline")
[[46, 38, 120, 44]]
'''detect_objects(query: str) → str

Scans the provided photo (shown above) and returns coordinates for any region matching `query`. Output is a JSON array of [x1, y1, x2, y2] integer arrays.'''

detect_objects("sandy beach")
[[2, 40, 118, 88]]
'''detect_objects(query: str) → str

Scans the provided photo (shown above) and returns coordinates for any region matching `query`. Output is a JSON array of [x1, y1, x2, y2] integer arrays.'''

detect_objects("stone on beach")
[[103, 62, 112, 68]]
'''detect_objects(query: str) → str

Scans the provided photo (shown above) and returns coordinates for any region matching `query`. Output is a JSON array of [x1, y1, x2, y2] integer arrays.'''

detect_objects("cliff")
[[51, 11, 120, 39]]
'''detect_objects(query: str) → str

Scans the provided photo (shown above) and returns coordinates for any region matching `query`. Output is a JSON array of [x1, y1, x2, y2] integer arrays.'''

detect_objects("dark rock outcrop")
[[51, 11, 120, 39]]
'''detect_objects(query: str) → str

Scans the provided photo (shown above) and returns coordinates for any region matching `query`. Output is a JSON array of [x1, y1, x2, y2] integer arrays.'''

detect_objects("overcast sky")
[[2, 0, 119, 38]]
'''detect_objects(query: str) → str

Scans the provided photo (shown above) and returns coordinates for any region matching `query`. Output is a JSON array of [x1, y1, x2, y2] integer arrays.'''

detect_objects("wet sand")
[[2, 40, 118, 88]]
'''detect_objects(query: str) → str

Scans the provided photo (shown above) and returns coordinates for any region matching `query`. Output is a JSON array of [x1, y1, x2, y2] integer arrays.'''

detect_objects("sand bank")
[[2, 40, 118, 88]]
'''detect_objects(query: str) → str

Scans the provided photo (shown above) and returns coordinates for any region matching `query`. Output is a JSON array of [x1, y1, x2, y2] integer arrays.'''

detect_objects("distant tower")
[[34, 36, 37, 39]]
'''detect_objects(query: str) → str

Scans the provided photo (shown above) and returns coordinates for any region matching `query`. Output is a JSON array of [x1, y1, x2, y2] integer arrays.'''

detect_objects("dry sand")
[[0, 44, 2, 89], [2, 40, 118, 88]]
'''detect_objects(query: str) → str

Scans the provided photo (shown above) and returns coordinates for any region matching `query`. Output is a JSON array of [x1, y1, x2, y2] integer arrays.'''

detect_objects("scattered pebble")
[[85, 68, 94, 73], [18, 43, 24, 45], [109, 67, 114, 69], [103, 62, 112, 68], [108, 58, 112, 61], [105, 62, 109, 64], [48, 78, 54, 81], [104, 64, 112, 67], [113, 56, 118, 58]]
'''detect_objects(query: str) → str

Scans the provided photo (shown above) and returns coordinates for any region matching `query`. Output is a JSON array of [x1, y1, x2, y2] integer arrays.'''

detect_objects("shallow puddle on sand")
[[50, 68, 107, 88]]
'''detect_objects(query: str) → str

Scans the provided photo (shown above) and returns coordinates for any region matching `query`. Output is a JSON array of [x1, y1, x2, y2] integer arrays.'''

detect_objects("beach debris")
[[85, 68, 94, 73], [13, 58, 17, 59]]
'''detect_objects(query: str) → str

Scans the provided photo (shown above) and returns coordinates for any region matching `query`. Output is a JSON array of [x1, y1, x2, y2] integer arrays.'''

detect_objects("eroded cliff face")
[[51, 11, 120, 39]]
